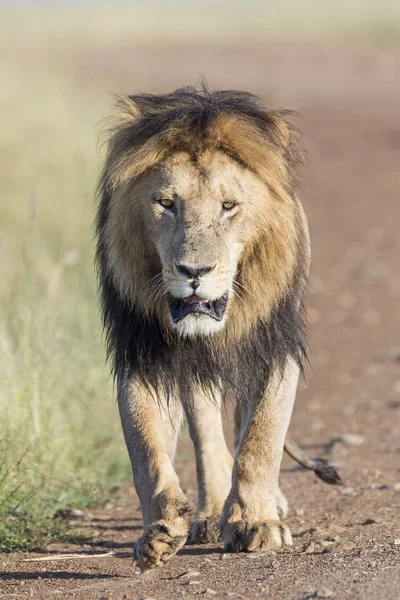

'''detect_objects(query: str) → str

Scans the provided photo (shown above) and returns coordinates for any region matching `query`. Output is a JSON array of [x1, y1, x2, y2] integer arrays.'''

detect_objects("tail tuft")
[[313, 459, 343, 485]]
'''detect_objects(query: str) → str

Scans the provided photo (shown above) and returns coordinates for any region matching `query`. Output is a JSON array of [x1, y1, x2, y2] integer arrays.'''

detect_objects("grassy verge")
[[0, 46, 132, 550]]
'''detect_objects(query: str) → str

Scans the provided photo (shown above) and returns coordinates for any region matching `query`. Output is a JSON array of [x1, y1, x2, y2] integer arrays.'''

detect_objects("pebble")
[[315, 588, 334, 598], [335, 543, 355, 553], [271, 559, 279, 568], [201, 589, 217, 595], [340, 487, 356, 496], [363, 518, 377, 525], [246, 551, 267, 559], [338, 433, 366, 446], [178, 570, 201, 579], [393, 482, 400, 492], [220, 553, 231, 560], [304, 542, 316, 554], [394, 539, 400, 545]]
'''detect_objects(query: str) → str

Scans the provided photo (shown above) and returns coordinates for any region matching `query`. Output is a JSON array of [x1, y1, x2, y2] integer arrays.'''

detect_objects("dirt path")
[[2, 41, 400, 599]]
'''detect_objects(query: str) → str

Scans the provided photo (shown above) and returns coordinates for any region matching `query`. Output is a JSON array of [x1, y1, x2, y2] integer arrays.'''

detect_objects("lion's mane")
[[96, 86, 309, 402]]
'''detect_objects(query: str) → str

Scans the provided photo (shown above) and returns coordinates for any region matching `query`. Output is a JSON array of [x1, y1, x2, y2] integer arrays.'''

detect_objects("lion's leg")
[[221, 359, 299, 552], [235, 403, 288, 519], [118, 376, 192, 570], [183, 388, 233, 544]]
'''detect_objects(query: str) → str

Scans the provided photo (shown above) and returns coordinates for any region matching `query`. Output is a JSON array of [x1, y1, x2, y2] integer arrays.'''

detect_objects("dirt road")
[[2, 41, 399, 599]]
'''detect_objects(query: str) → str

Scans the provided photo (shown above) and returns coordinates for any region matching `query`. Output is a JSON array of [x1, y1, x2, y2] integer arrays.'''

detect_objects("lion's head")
[[97, 87, 309, 345]]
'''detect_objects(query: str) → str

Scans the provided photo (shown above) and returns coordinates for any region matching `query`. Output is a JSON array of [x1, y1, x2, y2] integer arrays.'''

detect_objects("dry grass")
[[0, 26, 129, 550]]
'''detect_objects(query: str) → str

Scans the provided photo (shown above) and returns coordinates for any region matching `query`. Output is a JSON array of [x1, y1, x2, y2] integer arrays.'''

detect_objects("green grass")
[[0, 45, 132, 550], [0, 0, 399, 551]]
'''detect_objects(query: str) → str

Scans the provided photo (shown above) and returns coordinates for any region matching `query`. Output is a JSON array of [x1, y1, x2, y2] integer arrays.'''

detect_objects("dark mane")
[[99, 252, 307, 403], [95, 86, 308, 403], [99, 85, 304, 193]]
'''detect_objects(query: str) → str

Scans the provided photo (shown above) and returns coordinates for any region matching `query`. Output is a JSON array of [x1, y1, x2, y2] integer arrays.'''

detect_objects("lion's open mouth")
[[168, 292, 228, 323]]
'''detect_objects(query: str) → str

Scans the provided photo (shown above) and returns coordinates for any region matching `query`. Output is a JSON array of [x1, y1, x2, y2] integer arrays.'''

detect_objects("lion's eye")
[[222, 201, 236, 211], [158, 198, 174, 209]]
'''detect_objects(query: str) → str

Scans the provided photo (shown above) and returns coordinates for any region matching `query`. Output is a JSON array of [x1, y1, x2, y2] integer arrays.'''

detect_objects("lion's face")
[[140, 150, 267, 337], [100, 91, 309, 344]]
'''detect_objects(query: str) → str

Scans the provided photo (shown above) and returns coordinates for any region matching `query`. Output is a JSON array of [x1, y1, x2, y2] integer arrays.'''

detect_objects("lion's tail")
[[284, 438, 342, 485]]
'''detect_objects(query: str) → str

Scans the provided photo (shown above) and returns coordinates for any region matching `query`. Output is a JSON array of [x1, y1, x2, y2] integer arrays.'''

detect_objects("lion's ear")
[[274, 118, 290, 149], [114, 95, 143, 126], [120, 93, 173, 120]]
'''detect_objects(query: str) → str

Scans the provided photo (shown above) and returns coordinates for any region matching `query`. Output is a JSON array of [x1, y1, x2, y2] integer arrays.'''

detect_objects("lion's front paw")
[[134, 522, 188, 571], [222, 520, 292, 553], [187, 515, 220, 544]]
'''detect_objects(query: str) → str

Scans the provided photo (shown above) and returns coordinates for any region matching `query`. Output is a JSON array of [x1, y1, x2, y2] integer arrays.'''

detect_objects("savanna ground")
[[0, 3, 399, 599]]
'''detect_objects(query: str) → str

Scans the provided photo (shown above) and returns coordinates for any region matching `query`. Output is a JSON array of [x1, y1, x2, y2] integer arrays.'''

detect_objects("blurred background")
[[1, 0, 399, 551]]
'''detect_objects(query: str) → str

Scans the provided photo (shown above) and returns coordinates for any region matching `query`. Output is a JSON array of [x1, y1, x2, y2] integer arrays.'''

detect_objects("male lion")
[[96, 87, 336, 571]]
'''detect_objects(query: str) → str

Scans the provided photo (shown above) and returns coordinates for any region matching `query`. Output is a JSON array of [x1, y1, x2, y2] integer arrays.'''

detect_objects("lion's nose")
[[174, 262, 216, 279]]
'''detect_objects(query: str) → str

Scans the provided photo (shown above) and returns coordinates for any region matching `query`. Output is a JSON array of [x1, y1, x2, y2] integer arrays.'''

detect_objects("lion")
[[95, 86, 340, 571]]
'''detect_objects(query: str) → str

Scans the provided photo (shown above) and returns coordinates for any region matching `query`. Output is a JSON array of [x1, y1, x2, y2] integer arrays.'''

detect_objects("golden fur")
[[96, 87, 311, 569], [99, 92, 309, 341]]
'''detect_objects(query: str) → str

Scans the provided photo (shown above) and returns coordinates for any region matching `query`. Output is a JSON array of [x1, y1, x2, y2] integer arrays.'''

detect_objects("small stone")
[[220, 553, 230, 560], [363, 518, 376, 525], [187, 580, 201, 585], [202, 589, 217, 595], [178, 570, 201, 579], [246, 551, 267, 559], [304, 542, 316, 554], [295, 508, 304, 516], [394, 539, 400, 545], [340, 487, 356, 496], [338, 433, 366, 446], [335, 543, 354, 553], [393, 482, 400, 491], [271, 559, 279, 568], [315, 588, 334, 598]]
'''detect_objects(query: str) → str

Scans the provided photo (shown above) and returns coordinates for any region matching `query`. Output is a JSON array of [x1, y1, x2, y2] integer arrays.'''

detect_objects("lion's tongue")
[[183, 295, 209, 304]]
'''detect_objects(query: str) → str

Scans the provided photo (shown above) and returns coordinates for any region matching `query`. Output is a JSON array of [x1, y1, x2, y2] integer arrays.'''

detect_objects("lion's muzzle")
[[168, 292, 228, 323]]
